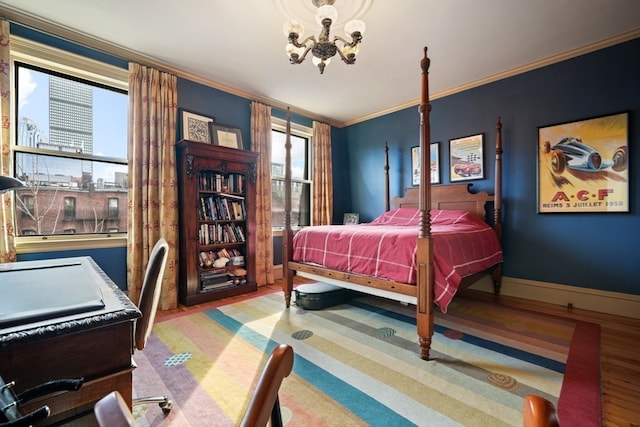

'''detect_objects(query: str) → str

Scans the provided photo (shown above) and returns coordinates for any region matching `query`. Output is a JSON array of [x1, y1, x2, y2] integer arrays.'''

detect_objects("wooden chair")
[[240, 343, 294, 427], [523, 394, 560, 427], [95, 343, 295, 427], [132, 237, 173, 414]]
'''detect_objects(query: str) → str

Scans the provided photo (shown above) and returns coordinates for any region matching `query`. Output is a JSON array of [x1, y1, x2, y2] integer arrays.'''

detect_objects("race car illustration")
[[543, 137, 627, 175], [452, 162, 481, 177]]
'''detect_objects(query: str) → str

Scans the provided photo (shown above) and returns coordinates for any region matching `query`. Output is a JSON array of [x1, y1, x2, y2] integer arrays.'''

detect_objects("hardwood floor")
[[160, 280, 640, 427]]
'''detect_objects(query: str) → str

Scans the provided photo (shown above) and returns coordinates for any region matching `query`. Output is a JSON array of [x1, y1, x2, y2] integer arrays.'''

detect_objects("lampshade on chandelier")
[[283, 0, 366, 74]]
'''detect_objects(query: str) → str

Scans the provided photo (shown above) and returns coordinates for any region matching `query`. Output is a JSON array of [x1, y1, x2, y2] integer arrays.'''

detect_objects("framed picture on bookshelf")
[[180, 109, 215, 143], [210, 123, 244, 149]]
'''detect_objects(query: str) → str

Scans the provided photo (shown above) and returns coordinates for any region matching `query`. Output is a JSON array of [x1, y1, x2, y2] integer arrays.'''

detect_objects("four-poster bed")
[[281, 47, 504, 360]]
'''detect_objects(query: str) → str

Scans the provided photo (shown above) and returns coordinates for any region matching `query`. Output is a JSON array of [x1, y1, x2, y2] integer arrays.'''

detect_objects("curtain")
[[127, 63, 178, 309], [250, 101, 274, 286], [0, 20, 18, 263], [312, 121, 333, 225]]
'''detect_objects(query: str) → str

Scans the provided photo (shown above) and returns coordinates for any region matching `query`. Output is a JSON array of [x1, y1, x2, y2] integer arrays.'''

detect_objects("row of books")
[[199, 171, 244, 193], [198, 249, 244, 268], [199, 194, 246, 221], [199, 222, 246, 245]]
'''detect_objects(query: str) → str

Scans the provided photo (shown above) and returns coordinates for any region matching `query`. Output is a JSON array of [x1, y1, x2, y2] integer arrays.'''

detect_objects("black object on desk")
[[0, 261, 105, 328]]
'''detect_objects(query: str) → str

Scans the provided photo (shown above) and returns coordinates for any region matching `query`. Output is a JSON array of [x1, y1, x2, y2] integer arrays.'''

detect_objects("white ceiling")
[[1, 0, 639, 127]]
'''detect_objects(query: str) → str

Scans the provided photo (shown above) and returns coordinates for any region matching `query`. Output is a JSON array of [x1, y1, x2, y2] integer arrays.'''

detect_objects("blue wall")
[[344, 39, 640, 295], [12, 21, 638, 296]]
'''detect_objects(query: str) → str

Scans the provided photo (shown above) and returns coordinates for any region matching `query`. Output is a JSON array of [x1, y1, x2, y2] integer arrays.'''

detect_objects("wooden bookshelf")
[[176, 140, 259, 306]]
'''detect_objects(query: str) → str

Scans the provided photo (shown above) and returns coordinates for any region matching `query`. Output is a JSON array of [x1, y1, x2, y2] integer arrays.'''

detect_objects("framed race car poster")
[[537, 112, 629, 213], [449, 133, 484, 182]]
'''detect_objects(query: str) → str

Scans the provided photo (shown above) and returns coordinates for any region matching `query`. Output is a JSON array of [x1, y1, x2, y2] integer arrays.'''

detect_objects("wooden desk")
[[0, 257, 141, 426]]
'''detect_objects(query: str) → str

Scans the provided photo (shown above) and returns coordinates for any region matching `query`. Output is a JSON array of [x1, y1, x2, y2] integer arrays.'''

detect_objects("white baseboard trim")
[[469, 275, 640, 319]]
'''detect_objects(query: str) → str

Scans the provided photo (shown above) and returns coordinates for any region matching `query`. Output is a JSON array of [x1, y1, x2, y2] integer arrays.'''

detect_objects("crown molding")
[[343, 28, 640, 127], [3, 6, 638, 129]]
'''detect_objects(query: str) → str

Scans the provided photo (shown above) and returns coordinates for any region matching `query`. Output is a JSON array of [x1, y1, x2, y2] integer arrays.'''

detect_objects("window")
[[21, 195, 34, 218], [63, 197, 76, 219], [271, 118, 312, 228], [108, 198, 119, 218], [10, 37, 128, 241]]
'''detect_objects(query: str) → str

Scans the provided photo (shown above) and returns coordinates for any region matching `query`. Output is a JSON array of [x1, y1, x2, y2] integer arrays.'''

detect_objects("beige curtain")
[[127, 63, 178, 309], [0, 21, 18, 263], [250, 101, 274, 286], [312, 121, 333, 225]]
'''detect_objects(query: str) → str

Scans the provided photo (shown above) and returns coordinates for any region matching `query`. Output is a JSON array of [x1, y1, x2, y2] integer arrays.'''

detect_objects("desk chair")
[[132, 237, 172, 414], [0, 377, 83, 427], [95, 343, 295, 427], [523, 395, 560, 427]]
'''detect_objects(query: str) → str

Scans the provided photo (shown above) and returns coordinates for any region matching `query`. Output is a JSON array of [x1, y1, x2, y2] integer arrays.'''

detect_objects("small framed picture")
[[181, 109, 215, 143], [343, 213, 359, 225], [450, 133, 484, 181], [411, 143, 440, 186], [210, 123, 244, 149]]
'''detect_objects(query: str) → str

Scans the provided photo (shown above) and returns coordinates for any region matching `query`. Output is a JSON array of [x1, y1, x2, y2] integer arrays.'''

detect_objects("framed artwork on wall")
[[181, 109, 215, 143], [537, 112, 629, 213], [411, 143, 440, 186], [343, 213, 359, 224], [210, 123, 244, 149], [449, 133, 484, 182]]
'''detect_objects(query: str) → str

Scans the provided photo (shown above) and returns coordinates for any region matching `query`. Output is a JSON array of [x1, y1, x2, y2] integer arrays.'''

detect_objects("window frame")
[[270, 117, 313, 235], [10, 36, 129, 253]]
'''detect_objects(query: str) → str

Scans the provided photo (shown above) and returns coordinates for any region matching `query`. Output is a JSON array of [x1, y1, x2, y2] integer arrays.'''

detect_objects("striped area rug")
[[132, 290, 600, 426]]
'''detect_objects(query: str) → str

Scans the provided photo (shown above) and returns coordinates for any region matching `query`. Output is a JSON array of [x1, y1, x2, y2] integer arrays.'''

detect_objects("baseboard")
[[469, 275, 640, 319]]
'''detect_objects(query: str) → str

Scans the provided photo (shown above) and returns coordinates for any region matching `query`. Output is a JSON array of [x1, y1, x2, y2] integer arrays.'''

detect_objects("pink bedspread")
[[292, 208, 503, 312]]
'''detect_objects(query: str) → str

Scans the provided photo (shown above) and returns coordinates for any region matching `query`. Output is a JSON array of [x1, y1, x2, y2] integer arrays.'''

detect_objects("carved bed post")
[[384, 142, 390, 212], [282, 108, 293, 307], [492, 116, 503, 295], [416, 47, 434, 360]]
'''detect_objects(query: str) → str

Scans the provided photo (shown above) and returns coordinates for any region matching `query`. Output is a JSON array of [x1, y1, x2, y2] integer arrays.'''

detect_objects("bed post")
[[384, 142, 390, 212], [282, 108, 293, 307], [492, 116, 503, 295], [416, 47, 434, 360]]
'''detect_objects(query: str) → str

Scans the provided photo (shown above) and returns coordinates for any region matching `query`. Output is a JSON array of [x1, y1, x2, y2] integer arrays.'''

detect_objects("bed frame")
[[282, 47, 503, 360]]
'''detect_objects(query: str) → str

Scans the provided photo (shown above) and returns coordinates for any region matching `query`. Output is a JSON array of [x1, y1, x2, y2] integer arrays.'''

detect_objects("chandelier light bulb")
[[315, 4, 338, 26], [283, 19, 304, 37], [341, 44, 360, 58], [285, 43, 305, 58], [344, 19, 366, 37]]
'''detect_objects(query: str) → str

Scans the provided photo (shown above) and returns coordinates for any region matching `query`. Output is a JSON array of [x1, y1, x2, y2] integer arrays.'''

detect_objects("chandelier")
[[283, 0, 366, 74]]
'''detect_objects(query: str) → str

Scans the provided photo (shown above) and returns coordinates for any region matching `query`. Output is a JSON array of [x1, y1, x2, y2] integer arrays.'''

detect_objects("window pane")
[[271, 179, 310, 228], [14, 153, 128, 236], [271, 130, 308, 179], [14, 62, 128, 237], [17, 65, 128, 160]]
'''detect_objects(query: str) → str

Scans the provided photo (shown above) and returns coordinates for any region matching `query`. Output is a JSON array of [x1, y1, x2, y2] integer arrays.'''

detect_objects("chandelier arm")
[[289, 43, 315, 65], [289, 34, 317, 49]]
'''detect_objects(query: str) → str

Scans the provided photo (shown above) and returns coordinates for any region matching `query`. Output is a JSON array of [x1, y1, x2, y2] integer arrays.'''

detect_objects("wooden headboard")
[[390, 184, 493, 219]]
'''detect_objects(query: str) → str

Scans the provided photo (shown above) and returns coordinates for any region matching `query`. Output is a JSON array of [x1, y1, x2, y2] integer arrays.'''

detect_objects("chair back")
[[134, 238, 169, 351], [94, 391, 139, 427], [523, 395, 560, 427], [240, 344, 294, 427]]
